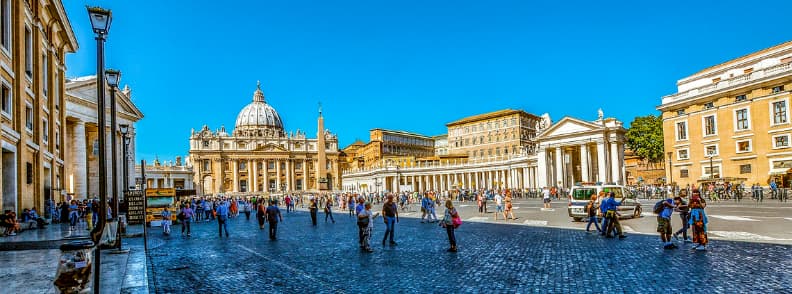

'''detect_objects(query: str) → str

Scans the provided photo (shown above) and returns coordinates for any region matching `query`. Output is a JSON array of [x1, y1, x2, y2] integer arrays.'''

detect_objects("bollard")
[[54, 240, 95, 294]]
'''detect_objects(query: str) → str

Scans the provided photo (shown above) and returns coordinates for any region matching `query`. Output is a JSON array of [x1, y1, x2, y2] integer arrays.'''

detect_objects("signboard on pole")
[[126, 190, 145, 225]]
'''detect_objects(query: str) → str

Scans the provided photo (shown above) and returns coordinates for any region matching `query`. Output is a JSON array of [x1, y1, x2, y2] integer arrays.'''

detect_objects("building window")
[[705, 145, 718, 156], [42, 53, 48, 97], [24, 27, 31, 78], [268, 161, 275, 169], [25, 105, 33, 131], [54, 69, 60, 109], [773, 134, 790, 149], [704, 102, 714, 109], [0, 0, 9, 51], [740, 164, 752, 174], [676, 109, 685, 115], [295, 162, 302, 170], [772, 85, 785, 94], [735, 109, 750, 131], [26, 162, 32, 184], [202, 140, 209, 147], [679, 169, 689, 178], [703, 166, 720, 178], [735, 94, 747, 102], [42, 119, 48, 144], [239, 161, 246, 170], [736, 140, 751, 153], [0, 83, 10, 117], [55, 129, 60, 150], [703, 115, 716, 136], [773, 100, 788, 125], [676, 121, 687, 141], [677, 149, 689, 160], [203, 160, 210, 171]]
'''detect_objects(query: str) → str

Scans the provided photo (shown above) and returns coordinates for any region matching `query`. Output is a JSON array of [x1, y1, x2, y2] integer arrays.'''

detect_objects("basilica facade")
[[188, 82, 340, 195]]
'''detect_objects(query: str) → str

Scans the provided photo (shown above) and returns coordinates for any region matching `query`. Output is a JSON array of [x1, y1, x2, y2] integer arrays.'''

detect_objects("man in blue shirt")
[[657, 197, 676, 249], [265, 200, 283, 240], [602, 192, 626, 239], [216, 199, 230, 238]]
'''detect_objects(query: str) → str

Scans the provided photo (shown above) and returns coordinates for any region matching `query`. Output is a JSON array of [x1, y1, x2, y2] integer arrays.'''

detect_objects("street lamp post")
[[87, 6, 112, 294], [116, 124, 131, 252], [707, 150, 715, 180], [106, 69, 120, 223]]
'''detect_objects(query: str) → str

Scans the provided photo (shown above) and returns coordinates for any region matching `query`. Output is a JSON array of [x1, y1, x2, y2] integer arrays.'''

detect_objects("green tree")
[[625, 114, 664, 164]]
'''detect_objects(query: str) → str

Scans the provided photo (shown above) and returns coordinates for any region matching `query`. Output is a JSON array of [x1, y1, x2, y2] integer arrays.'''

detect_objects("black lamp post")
[[106, 69, 120, 222], [87, 6, 111, 294], [117, 123, 131, 252], [708, 151, 715, 180]]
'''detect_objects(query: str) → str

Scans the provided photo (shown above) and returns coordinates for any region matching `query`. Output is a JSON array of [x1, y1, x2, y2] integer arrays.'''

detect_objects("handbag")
[[452, 216, 462, 228]]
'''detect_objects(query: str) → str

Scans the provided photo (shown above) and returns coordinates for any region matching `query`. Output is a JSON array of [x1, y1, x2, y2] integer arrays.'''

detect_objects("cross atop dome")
[[253, 80, 265, 103]]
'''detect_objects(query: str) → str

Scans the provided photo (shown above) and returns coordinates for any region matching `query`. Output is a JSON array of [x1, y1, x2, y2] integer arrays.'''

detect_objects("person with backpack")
[[265, 200, 283, 240], [381, 195, 400, 246], [689, 197, 709, 251], [656, 195, 677, 249], [585, 194, 601, 233], [602, 192, 626, 239], [358, 202, 380, 253], [441, 200, 460, 252]]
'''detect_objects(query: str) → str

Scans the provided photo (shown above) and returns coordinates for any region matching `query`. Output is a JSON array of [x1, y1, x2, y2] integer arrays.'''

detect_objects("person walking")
[[381, 195, 399, 246], [284, 195, 292, 213], [309, 198, 319, 226], [68, 200, 79, 231], [256, 199, 267, 229], [542, 187, 552, 209], [504, 194, 515, 220], [602, 192, 626, 239], [673, 196, 691, 243], [689, 197, 709, 251], [216, 200, 230, 238], [242, 200, 252, 220], [585, 195, 601, 233], [657, 195, 677, 249], [358, 202, 379, 252], [265, 200, 283, 240], [324, 197, 336, 223], [494, 192, 504, 220], [441, 200, 460, 252], [348, 195, 356, 217], [161, 207, 172, 235], [180, 203, 194, 237]]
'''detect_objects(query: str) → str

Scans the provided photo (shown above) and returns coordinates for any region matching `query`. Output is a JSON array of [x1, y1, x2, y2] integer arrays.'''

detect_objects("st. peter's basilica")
[[188, 82, 340, 195]]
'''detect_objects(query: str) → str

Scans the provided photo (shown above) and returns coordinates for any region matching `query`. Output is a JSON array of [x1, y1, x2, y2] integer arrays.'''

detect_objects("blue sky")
[[64, 1, 792, 161]]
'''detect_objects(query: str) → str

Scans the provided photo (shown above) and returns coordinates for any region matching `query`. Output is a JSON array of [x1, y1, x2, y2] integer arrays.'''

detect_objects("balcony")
[[661, 62, 792, 106]]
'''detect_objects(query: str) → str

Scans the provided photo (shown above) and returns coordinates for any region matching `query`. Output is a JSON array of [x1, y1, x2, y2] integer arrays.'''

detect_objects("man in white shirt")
[[494, 193, 504, 220], [542, 187, 551, 209]]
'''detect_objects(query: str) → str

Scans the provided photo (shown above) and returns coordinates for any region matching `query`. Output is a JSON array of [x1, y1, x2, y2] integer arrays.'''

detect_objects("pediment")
[[255, 143, 288, 152], [537, 117, 604, 139]]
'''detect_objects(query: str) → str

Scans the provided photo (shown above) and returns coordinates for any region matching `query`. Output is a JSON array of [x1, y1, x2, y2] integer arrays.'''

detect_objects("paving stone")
[[147, 211, 792, 293]]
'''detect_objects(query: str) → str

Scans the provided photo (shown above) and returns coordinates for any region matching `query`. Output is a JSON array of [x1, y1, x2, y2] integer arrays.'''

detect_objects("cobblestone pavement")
[[147, 210, 792, 293]]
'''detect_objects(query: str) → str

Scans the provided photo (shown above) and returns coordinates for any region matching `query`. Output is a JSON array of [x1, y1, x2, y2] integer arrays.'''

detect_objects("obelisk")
[[316, 103, 327, 190]]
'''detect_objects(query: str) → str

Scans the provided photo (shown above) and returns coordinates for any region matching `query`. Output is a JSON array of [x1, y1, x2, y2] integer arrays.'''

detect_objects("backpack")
[[653, 200, 665, 214]]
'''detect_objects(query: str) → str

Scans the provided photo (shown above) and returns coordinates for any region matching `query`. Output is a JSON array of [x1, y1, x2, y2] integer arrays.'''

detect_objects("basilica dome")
[[234, 82, 285, 137]]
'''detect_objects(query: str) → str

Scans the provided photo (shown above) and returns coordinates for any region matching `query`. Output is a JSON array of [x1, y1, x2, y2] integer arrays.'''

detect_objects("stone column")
[[252, 160, 258, 192], [440, 174, 445, 191], [597, 142, 608, 183], [554, 148, 563, 188], [72, 121, 87, 198], [536, 149, 547, 188], [232, 160, 239, 192], [610, 142, 621, 185], [580, 144, 589, 182], [275, 159, 282, 192], [286, 159, 292, 191]]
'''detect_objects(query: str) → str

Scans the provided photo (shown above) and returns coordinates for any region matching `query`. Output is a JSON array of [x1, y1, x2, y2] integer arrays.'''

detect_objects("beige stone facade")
[[342, 129, 435, 169], [134, 157, 193, 190], [446, 109, 546, 159], [658, 41, 792, 187], [64, 77, 143, 201], [189, 83, 340, 195], [0, 1, 77, 214]]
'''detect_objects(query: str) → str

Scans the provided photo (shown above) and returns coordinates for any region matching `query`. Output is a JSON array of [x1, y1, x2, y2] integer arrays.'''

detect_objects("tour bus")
[[567, 183, 642, 222]]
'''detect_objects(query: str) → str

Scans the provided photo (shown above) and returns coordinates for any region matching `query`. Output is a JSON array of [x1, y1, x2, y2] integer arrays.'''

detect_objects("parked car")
[[567, 184, 642, 222]]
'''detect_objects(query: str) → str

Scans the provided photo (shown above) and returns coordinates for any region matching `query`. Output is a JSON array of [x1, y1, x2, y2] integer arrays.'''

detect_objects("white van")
[[567, 184, 642, 222]]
